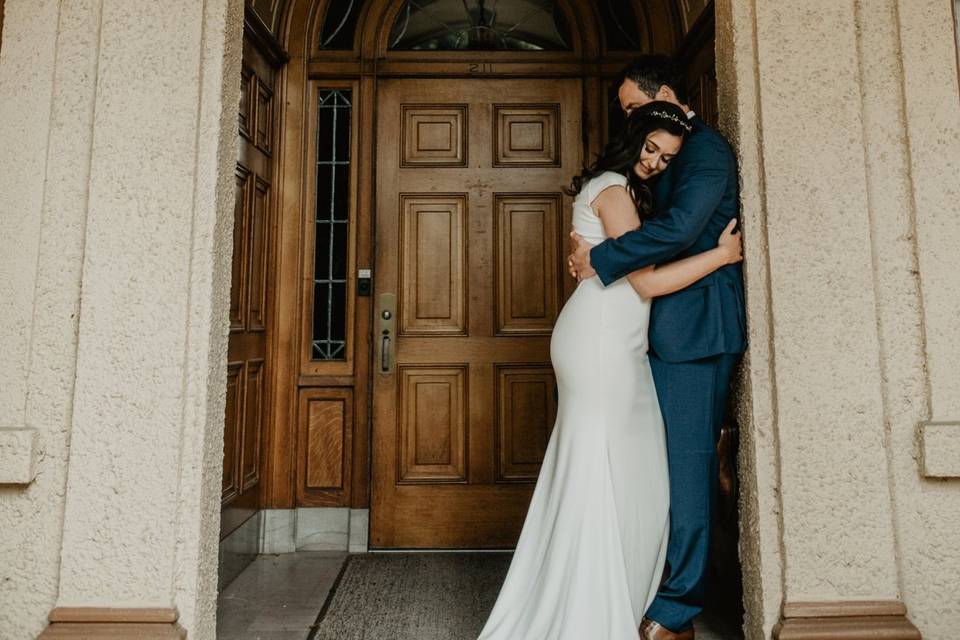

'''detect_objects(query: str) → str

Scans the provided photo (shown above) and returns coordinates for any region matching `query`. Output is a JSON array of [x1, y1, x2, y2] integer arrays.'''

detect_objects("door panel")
[[398, 366, 468, 483], [399, 195, 467, 335], [496, 365, 557, 482], [372, 78, 581, 548], [494, 194, 561, 334], [221, 42, 276, 539]]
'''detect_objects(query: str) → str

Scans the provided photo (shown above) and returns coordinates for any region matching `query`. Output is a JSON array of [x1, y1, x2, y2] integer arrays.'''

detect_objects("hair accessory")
[[649, 109, 693, 133]]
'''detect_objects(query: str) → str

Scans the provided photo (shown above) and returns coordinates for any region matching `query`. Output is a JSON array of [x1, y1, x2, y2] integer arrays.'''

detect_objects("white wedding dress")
[[478, 171, 670, 640]]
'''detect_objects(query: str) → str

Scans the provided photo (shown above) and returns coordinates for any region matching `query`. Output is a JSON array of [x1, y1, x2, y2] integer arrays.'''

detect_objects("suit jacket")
[[590, 116, 747, 363]]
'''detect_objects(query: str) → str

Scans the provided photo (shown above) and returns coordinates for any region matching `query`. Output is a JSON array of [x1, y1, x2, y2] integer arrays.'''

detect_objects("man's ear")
[[656, 84, 677, 102]]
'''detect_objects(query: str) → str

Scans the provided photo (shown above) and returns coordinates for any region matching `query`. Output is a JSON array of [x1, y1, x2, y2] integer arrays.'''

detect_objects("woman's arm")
[[594, 186, 742, 300], [626, 223, 740, 298]]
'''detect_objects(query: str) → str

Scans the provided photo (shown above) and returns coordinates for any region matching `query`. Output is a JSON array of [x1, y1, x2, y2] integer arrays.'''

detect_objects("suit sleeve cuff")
[[590, 243, 618, 287]]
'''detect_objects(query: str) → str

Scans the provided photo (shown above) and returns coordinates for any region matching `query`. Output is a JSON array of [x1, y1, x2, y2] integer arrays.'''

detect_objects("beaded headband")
[[648, 109, 693, 133]]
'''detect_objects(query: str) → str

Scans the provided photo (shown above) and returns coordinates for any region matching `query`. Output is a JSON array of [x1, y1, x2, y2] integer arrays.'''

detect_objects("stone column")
[[715, 0, 785, 636], [0, 1, 101, 637], [884, 0, 960, 637], [9, 1, 244, 638], [719, 0, 927, 637], [898, 0, 960, 459]]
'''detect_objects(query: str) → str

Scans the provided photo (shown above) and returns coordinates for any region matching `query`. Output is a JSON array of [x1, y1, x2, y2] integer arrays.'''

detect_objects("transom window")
[[598, 0, 642, 50], [319, 0, 363, 50], [388, 0, 572, 51]]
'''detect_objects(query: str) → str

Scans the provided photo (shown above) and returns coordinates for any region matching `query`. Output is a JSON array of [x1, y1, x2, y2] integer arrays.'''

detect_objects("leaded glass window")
[[598, 0, 641, 51], [313, 89, 352, 361], [319, 0, 363, 50], [389, 0, 572, 51]]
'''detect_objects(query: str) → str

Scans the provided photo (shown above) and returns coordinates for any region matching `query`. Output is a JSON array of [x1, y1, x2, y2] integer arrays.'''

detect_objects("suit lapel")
[[652, 172, 671, 209]]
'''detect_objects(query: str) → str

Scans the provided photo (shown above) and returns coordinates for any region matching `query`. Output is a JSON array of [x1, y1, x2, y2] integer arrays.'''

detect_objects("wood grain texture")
[[401, 105, 468, 167], [246, 177, 270, 331], [783, 601, 909, 619], [494, 194, 562, 335], [372, 78, 581, 547], [256, 81, 274, 154], [297, 80, 358, 380], [496, 366, 557, 481], [222, 363, 243, 505], [774, 617, 920, 640], [774, 600, 921, 640], [40, 608, 185, 640], [221, 31, 279, 526], [297, 388, 353, 506], [48, 608, 180, 624], [239, 66, 253, 140], [494, 105, 560, 166], [399, 195, 467, 336], [398, 367, 467, 483], [306, 398, 345, 488], [241, 359, 265, 491], [230, 166, 250, 331]]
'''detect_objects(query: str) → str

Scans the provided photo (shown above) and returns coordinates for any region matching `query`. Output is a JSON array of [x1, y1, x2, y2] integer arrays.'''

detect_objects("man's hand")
[[567, 232, 596, 281]]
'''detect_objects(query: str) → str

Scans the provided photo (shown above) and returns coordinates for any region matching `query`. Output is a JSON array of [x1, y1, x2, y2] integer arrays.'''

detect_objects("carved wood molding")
[[674, 0, 715, 65], [774, 601, 921, 640], [39, 608, 185, 639], [244, 5, 290, 67]]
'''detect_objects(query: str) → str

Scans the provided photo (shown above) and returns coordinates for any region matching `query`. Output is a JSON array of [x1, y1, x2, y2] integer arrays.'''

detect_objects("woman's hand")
[[717, 219, 743, 265]]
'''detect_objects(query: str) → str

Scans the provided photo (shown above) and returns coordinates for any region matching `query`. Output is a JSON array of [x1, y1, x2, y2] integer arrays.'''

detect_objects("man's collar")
[[686, 110, 696, 119]]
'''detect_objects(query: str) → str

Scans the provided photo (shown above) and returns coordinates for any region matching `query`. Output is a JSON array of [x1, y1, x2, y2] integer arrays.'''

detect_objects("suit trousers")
[[644, 351, 742, 632]]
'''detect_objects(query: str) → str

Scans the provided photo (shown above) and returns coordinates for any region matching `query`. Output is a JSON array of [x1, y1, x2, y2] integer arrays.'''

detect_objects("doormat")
[[307, 552, 511, 640]]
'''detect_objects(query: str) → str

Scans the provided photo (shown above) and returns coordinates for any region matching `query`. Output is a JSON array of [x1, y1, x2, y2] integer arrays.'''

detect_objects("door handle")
[[378, 293, 397, 375], [381, 334, 391, 373]]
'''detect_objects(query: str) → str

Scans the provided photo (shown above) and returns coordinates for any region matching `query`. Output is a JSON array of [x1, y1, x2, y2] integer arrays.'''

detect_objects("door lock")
[[378, 293, 397, 374]]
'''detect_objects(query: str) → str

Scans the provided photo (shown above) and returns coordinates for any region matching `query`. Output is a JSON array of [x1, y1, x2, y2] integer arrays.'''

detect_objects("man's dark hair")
[[621, 55, 689, 105]]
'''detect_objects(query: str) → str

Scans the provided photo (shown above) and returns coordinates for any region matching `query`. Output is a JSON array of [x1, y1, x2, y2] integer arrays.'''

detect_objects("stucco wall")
[[714, 1, 784, 636], [0, 1, 242, 638], [172, 0, 244, 632], [0, 1, 98, 637], [720, 0, 960, 638], [886, 0, 960, 635]]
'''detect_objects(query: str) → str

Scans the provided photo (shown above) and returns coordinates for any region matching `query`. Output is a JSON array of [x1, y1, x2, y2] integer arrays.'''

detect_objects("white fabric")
[[478, 172, 670, 640]]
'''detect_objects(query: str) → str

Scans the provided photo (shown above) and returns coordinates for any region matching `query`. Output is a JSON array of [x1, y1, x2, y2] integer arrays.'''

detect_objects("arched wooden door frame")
[[265, 0, 686, 511], [358, 0, 600, 59]]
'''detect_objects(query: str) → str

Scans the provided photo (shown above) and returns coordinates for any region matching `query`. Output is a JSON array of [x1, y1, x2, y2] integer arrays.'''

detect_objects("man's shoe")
[[639, 617, 695, 640]]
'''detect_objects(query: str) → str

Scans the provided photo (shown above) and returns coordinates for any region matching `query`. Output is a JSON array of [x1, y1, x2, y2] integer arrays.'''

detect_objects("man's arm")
[[588, 135, 730, 286]]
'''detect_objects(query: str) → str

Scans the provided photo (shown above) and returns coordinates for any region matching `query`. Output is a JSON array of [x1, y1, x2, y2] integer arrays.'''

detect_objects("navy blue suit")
[[590, 115, 746, 632]]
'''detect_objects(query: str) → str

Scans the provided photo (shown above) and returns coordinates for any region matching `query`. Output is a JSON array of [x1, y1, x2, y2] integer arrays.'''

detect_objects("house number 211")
[[468, 62, 494, 74]]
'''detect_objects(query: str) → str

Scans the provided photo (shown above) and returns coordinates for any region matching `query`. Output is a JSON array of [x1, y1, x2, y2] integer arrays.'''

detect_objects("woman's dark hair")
[[567, 101, 691, 221]]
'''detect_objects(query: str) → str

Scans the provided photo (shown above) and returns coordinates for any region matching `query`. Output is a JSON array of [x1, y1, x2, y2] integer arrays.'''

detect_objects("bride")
[[477, 101, 743, 640]]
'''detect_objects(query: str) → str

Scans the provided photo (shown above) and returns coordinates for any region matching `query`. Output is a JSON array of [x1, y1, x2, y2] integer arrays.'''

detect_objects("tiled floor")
[[217, 551, 347, 640], [217, 551, 742, 640]]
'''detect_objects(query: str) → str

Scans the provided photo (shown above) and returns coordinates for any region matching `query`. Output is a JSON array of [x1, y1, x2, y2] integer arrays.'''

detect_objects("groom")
[[568, 56, 746, 640]]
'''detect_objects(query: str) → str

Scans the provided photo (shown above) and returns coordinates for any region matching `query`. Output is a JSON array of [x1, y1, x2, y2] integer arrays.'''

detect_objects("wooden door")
[[221, 38, 276, 539], [371, 78, 582, 548]]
